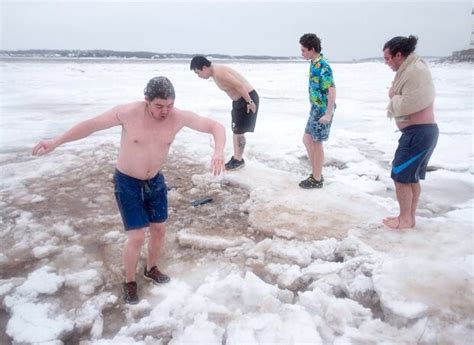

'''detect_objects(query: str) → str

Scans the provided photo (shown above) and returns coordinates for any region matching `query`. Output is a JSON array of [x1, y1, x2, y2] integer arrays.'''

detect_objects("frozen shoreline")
[[0, 59, 472, 343], [0, 144, 472, 344]]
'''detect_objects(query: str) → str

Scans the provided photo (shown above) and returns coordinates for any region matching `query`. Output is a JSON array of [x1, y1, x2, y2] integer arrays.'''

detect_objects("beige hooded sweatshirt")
[[387, 53, 435, 119]]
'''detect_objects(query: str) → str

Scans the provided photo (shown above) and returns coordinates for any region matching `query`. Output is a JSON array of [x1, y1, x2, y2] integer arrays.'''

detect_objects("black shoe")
[[225, 156, 245, 170], [123, 281, 139, 305], [299, 175, 323, 189], [144, 266, 170, 284]]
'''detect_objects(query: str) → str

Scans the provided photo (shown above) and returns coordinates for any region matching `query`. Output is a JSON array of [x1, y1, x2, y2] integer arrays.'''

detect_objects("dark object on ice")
[[191, 197, 213, 207]]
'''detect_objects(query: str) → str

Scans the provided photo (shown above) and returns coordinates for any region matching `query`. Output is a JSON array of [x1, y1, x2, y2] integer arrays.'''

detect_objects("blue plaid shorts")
[[305, 106, 333, 141]]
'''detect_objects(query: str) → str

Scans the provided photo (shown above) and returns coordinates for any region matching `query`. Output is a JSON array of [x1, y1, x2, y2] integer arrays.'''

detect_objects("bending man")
[[190, 56, 259, 170]]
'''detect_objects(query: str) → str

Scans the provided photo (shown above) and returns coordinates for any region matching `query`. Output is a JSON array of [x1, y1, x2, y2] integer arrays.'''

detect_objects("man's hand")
[[318, 113, 333, 125], [211, 152, 225, 176], [32, 139, 57, 156], [247, 102, 257, 114], [388, 84, 395, 99]]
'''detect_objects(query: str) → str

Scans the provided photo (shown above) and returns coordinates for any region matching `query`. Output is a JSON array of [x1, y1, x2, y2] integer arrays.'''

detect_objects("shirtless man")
[[190, 56, 259, 170], [32, 76, 225, 304], [383, 36, 439, 229]]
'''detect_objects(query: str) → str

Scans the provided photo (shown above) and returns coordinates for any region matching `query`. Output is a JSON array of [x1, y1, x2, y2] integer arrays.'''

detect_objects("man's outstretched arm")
[[32, 106, 122, 156], [181, 110, 226, 176]]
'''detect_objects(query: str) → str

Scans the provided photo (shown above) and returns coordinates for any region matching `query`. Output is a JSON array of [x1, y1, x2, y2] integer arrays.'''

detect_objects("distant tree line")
[[0, 49, 295, 60]]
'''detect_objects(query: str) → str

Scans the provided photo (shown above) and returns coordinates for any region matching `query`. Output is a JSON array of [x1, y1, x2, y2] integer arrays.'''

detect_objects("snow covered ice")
[[0, 58, 473, 344]]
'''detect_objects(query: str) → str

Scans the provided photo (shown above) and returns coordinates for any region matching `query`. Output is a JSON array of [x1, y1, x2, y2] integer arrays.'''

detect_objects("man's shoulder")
[[168, 107, 187, 120], [320, 57, 333, 69], [171, 106, 184, 115], [169, 107, 202, 127], [405, 59, 431, 79], [123, 100, 144, 108], [118, 101, 144, 112], [311, 57, 332, 69], [214, 64, 235, 76], [113, 101, 144, 121], [214, 64, 228, 71]]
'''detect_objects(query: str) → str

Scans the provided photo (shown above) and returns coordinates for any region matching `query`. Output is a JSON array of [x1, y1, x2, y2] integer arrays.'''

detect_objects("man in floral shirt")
[[299, 33, 336, 189]]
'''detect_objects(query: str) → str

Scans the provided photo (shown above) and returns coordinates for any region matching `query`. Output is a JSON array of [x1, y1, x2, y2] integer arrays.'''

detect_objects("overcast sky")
[[1, 0, 472, 60]]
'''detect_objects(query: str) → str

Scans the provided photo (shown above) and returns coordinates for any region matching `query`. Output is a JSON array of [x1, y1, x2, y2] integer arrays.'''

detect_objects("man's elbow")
[[212, 121, 225, 136], [209, 121, 225, 141]]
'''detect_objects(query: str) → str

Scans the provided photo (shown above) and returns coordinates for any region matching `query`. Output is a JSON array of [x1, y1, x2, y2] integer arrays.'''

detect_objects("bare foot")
[[382, 216, 414, 230], [383, 216, 398, 222]]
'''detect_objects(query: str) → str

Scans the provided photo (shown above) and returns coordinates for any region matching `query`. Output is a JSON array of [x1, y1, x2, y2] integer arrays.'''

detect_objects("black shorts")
[[231, 90, 259, 134], [391, 124, 439, 183]]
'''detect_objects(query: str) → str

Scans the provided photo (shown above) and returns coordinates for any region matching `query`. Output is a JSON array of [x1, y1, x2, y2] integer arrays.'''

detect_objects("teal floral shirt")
[[309, 54, 335, 112]]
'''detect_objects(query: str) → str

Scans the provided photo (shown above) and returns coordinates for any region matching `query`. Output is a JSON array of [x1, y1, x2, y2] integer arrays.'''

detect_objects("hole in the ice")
[[324, 159, 348, 170], [333, 254, 344, 263]]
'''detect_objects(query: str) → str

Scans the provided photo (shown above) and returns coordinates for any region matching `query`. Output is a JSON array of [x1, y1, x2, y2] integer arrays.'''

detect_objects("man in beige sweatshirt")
[[382, 35, 439, 230]]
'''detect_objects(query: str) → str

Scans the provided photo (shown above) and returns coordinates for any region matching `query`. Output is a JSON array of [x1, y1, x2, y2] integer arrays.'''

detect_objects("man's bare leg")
[[383, 182, 415, 229], [233, 134, 246, 161], [303, 133, 314, 168], [311, 140, 324, 181], [410, 183, 420, 227], [123, 228, 146, 282], [303, 134, 324, 181], [146, 222, 166, 270]]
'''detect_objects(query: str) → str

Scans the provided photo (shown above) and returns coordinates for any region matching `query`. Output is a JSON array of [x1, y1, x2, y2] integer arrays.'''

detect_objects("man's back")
[[212, 65, 254, 101]]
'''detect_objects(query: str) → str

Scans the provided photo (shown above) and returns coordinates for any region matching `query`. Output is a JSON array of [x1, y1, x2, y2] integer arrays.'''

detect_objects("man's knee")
[[149, 223, 166, 238], [303, 134, 312, 146], [313, 140, 323, 148], [127, 229, 146, 248], [394, 181, 412, 192]]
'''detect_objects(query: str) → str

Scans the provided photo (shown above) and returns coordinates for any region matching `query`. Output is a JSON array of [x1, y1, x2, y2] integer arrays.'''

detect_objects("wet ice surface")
[[0, 59, 473, 344]]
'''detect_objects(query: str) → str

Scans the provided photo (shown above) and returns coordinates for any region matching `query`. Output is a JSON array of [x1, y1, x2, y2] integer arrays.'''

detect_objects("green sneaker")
[[299, 175, 323, 189]]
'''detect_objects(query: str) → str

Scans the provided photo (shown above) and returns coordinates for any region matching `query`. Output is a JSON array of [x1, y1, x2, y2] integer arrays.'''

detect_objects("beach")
[[0, 58, 472, 344]]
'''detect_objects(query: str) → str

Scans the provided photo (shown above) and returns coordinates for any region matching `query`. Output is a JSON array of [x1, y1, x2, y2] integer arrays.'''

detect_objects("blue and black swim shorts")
[[391, 123, 439, 183]]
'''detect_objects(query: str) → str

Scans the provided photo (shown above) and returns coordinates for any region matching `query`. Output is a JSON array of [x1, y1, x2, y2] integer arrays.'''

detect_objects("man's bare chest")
[[123, 122, 177, 148], [213, 78, 232, 92]]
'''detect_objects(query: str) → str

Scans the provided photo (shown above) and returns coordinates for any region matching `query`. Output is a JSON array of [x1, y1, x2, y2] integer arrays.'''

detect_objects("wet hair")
[[143, 76, 175, 101], [299, 33, 322, 53], [383, 35, 418, 58], [190, 56, 211, 71]]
